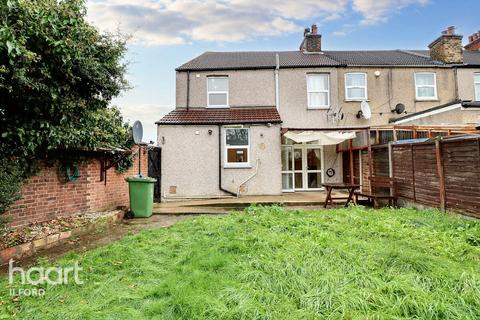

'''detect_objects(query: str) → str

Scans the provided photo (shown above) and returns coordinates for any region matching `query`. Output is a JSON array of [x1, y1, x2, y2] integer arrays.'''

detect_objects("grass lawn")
[[1, 206, 479, 319]]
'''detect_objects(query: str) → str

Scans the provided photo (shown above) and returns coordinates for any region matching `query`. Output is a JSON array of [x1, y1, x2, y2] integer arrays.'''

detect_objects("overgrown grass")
[[1, 206, 479, 319]]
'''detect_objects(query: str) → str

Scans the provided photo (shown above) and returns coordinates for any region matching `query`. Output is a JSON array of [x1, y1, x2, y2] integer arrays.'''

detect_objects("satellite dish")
[[132, 120, 143, 144], [392, 103, 406, 114], [356, 101, 372, 119], [361, 101, 372, 119]]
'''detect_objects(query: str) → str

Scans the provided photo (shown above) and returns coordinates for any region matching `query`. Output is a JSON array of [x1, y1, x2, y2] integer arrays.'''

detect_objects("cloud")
[[87, 0, 430, 45], [118, 104, 173, 143], [352, 0, 430, 26], [332, 31, 347, 37]]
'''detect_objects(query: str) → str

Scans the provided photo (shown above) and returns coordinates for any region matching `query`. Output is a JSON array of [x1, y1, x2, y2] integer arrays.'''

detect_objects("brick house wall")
[[5, 146, 148, 228]]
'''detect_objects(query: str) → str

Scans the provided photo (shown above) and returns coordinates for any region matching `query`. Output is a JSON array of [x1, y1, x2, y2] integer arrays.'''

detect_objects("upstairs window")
[[225, 128, 249, 167], [475, 73, 480, 101], [207, 77, 228, 107], [415, 73, 437, 100], [345, 73, 367, 100], [307, 74, 330, 109]]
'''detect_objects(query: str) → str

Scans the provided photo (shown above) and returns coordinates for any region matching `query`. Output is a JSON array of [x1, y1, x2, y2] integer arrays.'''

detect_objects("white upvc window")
[[207, 77, 229, 108], [475, 73, 480, 101], [415, 72, 437, 100], [345, 73, 367, 101], [307, 74, 330, 109], [225, 127, 250, 167]]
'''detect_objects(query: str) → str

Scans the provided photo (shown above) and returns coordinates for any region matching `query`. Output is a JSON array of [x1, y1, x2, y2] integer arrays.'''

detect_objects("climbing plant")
[[0, 0, 133, 214]]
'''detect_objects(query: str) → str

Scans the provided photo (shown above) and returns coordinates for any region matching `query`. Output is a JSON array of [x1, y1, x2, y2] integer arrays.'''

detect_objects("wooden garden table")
[[322, 183, 360, 208]]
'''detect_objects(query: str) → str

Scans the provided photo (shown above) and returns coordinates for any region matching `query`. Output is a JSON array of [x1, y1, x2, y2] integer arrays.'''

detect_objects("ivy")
[[0, 0, 133, 216]]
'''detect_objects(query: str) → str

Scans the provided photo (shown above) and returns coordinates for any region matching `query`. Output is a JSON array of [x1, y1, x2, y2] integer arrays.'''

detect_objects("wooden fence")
[[361, 136, 480, 217]]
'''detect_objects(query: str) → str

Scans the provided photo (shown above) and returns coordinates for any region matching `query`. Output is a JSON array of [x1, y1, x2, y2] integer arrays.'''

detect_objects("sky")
[[86, 0, 480, 143]]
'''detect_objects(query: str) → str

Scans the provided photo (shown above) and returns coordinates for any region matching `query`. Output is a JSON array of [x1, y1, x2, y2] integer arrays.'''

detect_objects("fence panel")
[[411, 144, 440, 208], [443, 139, 480, 216], [392, 146, 415, 200]]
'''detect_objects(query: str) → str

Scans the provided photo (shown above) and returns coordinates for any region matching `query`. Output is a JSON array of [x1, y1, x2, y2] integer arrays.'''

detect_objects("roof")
[[175, 49, 465, 71], [176, 51, 341, 71], [156, 107, 282, 125], [409, 50, 480, 66], [325, 50, 443, 66], [389, 100, 462, 124]]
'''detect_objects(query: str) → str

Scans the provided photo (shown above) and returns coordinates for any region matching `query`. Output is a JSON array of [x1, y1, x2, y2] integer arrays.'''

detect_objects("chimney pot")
[[300, 24, 322, 53], [465, 31, 480, 51], [447, 26, 456, 35]]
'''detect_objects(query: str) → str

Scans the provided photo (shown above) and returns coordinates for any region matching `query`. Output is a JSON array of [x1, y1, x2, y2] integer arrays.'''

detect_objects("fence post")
[[435, 139, 446, 212], [411, 144, 416, 202], [388, 142, 394, 197]]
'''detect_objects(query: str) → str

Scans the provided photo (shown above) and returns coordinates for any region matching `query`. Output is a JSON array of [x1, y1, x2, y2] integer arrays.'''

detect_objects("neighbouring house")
[[156, 26, 480, 199]]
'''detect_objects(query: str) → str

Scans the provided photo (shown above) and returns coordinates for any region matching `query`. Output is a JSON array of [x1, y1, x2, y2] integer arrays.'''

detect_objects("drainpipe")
[[453, 66, 459, 100], [237, 158, 260, 196], [275, 53, 280, 111], [218, 125, 237, 196], [186, 71, 190, 110]]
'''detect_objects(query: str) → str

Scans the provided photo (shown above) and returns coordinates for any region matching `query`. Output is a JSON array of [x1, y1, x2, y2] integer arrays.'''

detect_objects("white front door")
[[281, 144, 324, 192]]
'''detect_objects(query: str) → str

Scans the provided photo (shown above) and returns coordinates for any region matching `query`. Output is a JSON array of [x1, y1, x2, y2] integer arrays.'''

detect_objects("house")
[[156, 26, 480, 199]]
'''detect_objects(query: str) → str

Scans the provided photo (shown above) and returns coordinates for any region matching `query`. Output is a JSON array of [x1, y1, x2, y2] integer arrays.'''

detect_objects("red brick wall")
[[5, 146, 148, 228]]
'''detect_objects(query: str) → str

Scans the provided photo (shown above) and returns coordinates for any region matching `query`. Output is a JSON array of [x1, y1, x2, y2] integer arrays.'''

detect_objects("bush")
[[0, 158, 23, 232]]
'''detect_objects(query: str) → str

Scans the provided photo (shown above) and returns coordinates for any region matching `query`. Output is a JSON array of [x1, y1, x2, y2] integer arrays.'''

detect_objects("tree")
[[0, 0, 131, 215], [0, 0, 129, 159]]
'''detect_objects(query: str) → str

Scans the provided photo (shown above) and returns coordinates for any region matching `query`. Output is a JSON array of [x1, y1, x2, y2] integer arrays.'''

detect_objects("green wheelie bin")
[[125, 176, 157, 218]]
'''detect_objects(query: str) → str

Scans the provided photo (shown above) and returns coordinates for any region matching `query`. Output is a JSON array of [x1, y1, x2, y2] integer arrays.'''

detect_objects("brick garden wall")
[[5, 146, 148, 228]]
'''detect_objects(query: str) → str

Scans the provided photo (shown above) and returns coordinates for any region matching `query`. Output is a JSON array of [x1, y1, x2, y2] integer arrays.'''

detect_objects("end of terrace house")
[[156, 25, 480, 200]]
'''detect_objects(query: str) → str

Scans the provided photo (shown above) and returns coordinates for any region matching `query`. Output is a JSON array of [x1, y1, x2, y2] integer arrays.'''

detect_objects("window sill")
[[224, 164, 252, 169], [415, 99, 439, 102], [344, 99, 369, 102], [307, 106, 330, 110], [207, 105, 230, 108]]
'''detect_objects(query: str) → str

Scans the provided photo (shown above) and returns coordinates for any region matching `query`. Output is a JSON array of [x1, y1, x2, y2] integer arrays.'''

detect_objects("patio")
[[153, 191, 350, 214]]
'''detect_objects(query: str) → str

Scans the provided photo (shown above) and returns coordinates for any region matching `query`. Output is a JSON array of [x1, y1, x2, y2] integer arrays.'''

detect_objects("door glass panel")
[[281, 148, 292, 171], [282, 173, 293, 190], [308, 172, 322, 189], [294, 173, 303, 189], [307, 149, 321, 170], [294, 149, 302, 170]]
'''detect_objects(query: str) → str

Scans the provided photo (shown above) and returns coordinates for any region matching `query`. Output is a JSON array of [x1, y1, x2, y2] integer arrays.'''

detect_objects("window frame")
[[207, 76, 229, 108], [224, 127, 250, 168], [345, 72, 368, 101], [474, 73, 480, 101], [414, 72, 438, 101], [306, 73, 330, 109]]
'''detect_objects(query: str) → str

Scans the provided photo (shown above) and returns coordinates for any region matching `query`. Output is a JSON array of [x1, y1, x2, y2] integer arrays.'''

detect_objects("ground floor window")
[[225, 127, 250, 167], [281, 142, 324, 191]]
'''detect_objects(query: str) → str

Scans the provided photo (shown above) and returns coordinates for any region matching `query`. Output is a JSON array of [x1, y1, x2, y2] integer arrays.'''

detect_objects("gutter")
[[218, 125, 237, 197]]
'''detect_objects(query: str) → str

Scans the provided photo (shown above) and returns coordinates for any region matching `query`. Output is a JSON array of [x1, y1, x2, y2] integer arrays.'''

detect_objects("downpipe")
[[218, 125, 237, 197], [237, 158, 260, 196]]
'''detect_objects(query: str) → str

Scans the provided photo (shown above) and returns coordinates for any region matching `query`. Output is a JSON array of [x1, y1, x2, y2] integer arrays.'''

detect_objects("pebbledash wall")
[[5, 146, 147, 228]]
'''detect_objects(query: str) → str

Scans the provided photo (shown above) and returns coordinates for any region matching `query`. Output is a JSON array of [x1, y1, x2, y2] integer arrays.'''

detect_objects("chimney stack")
[[428, 26, 463, 64], [300, 24, 321, 53], [465, 31, 480, 51]]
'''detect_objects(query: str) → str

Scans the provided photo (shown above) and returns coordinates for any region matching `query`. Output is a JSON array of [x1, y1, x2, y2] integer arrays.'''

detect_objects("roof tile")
[[156, 108, 282, 125], [174, 49, 475, 71]]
